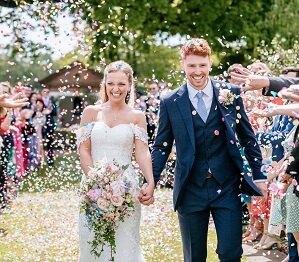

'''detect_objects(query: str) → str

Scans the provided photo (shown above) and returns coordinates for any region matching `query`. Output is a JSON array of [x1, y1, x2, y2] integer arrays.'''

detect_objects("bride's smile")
[[105, 71, 131, 103]]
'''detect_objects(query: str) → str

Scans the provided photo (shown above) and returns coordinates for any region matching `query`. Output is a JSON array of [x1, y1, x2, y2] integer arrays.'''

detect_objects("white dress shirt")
[[42, 97, 50, 107], [187, 79, 213, 115]]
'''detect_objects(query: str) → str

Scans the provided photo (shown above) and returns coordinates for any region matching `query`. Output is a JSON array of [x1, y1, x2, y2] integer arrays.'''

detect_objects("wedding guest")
[[0, 82, 15, 208], [145, 82, 160, 149], [0, 86, 28, 181], [229, 67, 299, 94], [241, 90, 269, 244], [41, 87, 57, 168], [32, 98, 46, 167], [244, 62, 277, 247], [254, 93, 299, 260], [21, 92, 39, 171]]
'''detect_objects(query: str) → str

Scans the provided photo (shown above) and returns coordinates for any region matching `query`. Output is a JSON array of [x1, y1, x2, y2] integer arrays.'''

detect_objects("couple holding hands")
[[77, 38, 268, 262]]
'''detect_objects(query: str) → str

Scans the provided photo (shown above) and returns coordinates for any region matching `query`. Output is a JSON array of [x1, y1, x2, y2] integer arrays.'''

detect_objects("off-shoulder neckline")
[[84, 121, 142, 129]]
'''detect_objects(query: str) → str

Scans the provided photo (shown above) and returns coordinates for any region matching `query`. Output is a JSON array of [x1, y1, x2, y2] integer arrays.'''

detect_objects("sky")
[[0, 5, 183, 61], [0, 7, 82, 60]]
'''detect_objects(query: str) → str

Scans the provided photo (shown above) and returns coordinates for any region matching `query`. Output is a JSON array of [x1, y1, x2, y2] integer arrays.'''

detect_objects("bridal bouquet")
[[79, 158, 136, 260]]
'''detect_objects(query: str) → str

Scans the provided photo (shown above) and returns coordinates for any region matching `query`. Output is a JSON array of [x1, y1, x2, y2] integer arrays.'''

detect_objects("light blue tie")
[[196, 91, 207, 122]]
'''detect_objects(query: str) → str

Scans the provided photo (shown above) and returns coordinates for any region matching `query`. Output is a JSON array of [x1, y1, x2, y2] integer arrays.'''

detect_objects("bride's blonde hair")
[[100, 60, 135, 105]]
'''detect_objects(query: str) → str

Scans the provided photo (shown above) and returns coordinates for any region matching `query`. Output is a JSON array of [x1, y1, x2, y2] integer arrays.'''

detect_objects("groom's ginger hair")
[[180, 38, 211, 59]]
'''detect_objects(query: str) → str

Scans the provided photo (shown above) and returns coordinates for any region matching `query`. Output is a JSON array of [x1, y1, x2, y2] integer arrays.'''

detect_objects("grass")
[[0, 152, 229, 261], [19, 153, 82, 193], [0, 190, 221, 262]]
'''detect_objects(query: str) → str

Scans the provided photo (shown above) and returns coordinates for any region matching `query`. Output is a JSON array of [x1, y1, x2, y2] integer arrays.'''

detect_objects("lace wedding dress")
[[76, 121, 147, 262]]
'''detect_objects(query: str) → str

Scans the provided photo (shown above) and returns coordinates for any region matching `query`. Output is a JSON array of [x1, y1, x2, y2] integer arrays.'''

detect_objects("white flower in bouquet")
[[87, 168, 98, 179]]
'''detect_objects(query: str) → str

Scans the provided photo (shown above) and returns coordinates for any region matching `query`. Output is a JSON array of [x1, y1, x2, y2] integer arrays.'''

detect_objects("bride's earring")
[[125, 90, 131, 104]]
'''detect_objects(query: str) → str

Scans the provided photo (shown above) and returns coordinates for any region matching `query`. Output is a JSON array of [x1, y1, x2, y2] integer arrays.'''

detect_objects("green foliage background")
[[0, 0, 298, 88]]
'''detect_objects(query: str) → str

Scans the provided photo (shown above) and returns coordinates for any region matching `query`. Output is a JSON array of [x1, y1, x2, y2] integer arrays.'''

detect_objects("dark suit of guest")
[[145, 95, 160, 149], [260, 76, 299, 262], [42, 97, 57, 167], [256, 114, 294, 162], [263, 77, 299, 96], [152, 80, 264, 262]]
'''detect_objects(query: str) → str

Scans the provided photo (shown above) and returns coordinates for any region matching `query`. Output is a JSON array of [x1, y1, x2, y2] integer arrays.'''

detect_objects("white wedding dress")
[[76, 121, 147, 262]]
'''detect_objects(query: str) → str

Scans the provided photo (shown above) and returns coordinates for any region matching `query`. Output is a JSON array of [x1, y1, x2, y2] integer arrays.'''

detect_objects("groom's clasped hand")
[[138, 183, 155, 206]]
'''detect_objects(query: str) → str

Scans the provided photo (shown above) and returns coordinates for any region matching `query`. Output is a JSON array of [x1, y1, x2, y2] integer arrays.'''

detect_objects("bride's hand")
[[138, 183, 155, 206]]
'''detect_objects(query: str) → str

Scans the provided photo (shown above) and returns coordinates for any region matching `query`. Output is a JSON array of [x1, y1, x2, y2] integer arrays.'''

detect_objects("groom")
[[148, 38, 267, 262]]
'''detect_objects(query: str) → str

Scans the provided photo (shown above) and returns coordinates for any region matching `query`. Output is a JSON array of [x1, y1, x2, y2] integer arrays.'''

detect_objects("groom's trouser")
[[178, 175, 243, 262]]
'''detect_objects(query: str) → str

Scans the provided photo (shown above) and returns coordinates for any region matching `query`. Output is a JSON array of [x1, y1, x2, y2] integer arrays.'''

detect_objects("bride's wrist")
[[144, 182, 155, 188]]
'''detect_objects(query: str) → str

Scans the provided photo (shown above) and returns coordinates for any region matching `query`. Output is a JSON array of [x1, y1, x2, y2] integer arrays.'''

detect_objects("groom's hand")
[[138, 184, 155, 206]]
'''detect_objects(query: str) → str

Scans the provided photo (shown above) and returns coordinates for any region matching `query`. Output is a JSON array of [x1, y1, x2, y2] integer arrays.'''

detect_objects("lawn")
[[0, 152, 220, 261]]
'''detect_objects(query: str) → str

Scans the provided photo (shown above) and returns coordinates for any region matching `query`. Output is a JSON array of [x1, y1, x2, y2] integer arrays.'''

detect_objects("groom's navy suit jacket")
[[152, 80, 264, 211]]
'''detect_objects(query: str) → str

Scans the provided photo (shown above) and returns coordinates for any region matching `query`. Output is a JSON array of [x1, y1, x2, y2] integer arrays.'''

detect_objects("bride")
[[76, 61, 155, 261]]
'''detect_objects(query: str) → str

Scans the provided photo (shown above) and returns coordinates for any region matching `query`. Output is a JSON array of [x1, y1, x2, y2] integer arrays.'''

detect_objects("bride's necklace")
[[105, 104, 124, 127], [111, 111, 120, 125]]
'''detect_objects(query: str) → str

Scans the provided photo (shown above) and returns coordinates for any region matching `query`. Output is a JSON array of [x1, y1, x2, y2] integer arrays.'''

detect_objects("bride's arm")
[[78, 106, 95, 175], [133, 111, 155, 199]]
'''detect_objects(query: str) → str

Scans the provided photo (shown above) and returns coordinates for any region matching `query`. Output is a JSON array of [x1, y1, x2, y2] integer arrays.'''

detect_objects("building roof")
[[39, 61, 103, 91]]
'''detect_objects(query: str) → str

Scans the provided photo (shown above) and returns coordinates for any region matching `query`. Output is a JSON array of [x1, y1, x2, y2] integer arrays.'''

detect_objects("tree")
[[0, 53, 59, 89], [0, 1, 62, 58], [60, 0, 299, 71], [256, 37, 299, 76], [1, 0, 298, 76], [134, 44, 182, 88]]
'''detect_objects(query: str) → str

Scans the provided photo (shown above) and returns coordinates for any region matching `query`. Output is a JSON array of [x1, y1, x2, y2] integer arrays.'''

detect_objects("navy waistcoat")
[[188, 93, 239, 187]]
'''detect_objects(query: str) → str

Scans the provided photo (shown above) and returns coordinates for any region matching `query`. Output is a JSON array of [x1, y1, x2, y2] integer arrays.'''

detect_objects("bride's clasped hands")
[[138, 182, 155, 206]]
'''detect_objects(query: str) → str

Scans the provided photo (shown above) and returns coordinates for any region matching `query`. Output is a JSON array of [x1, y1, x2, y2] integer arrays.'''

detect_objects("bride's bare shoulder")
[[81, 104, 102, 123], [131, 108, 146, 126]]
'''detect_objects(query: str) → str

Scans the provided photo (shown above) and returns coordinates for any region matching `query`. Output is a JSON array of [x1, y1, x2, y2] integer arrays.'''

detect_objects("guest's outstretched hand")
[[252, 102, 277, 117], [279, 85, 299, 102], [229, 67, 270, 92], [0, 93, 29, 108]]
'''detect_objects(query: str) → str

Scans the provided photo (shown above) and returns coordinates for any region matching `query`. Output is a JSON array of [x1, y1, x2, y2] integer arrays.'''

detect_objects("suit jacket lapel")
[[176, 84, 195, 151], [212, 81, 233, 131]]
